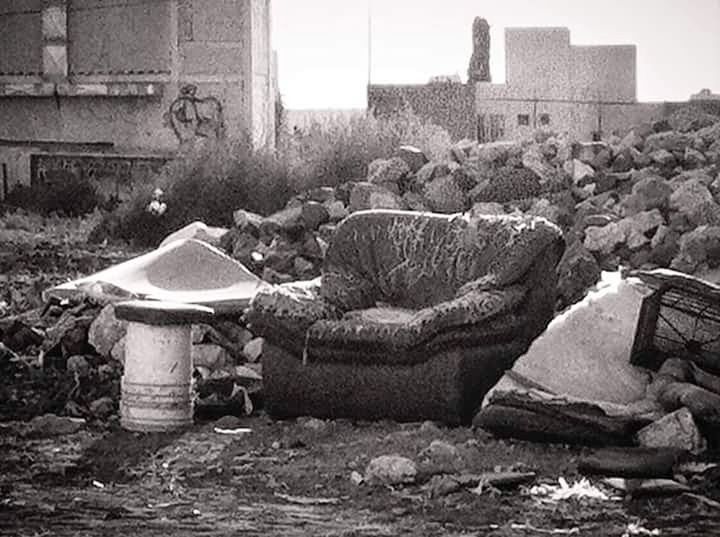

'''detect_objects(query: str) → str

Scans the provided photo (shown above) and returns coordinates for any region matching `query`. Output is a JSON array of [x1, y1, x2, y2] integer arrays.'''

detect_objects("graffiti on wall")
[[30, 153, 168, 200], [167, 85, 225, 144]]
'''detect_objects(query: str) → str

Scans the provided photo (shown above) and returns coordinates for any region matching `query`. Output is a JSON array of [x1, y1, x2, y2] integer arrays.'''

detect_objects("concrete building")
[[0, 0, 276, 199], [474, 27, 663, 142], [368, 22, 675, 143]]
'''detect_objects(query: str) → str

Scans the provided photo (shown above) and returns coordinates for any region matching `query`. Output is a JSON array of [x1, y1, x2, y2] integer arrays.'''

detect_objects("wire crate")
[[630, 269, 720, 373]]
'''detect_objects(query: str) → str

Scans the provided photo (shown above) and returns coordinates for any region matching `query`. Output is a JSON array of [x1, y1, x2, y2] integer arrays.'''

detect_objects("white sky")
[[272, 0, 720, 109]]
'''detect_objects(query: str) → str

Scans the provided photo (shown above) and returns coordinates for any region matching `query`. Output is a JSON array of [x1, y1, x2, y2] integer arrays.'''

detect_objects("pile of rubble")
[[2, 110, 719, 427], [220, 115, 720, 309], [0, 296, 263, 423]]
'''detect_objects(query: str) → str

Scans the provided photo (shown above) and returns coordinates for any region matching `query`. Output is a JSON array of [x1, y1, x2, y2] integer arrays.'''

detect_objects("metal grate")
[[630, 270, 720, 373]]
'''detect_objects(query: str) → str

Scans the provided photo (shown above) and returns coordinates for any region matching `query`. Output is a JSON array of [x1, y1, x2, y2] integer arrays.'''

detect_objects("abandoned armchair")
[[246, 209, 566, 425]]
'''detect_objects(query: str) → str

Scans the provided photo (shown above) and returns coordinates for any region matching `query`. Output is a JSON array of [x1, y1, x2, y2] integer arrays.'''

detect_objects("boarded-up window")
[[0, 7, 42, 75], [68, 0, 172, 75]]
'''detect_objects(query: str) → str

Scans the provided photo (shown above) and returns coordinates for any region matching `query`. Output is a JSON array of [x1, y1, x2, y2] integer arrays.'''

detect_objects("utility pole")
[[367, 0, 372, 87]]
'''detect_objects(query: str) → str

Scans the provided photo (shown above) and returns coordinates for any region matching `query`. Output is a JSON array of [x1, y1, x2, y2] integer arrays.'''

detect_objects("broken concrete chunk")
[[192, 343, 231, 369], [25, 414, 85, 437], [636, 407, 706, 454], [365, 455, 417, 486], [243, 337, 264, 363], [87, 304, 127, 358]]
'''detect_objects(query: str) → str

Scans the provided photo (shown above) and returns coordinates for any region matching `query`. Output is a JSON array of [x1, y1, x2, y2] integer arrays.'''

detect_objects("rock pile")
[[0, 296, 262, 423], [220, 116, 720, 309]]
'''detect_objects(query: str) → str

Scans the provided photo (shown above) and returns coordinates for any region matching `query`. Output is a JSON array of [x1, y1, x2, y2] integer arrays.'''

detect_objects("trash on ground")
[[528, 477, 619, 502]]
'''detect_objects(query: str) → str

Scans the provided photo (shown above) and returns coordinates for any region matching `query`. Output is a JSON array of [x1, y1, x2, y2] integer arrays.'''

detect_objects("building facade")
[[474, 27, 664, 142], [368, 23, 676, 144], [0, 0, 275, 198]]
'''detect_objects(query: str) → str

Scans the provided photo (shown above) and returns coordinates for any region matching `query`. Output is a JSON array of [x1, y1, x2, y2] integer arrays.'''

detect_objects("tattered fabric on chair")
[[246, 209, 565, 425]]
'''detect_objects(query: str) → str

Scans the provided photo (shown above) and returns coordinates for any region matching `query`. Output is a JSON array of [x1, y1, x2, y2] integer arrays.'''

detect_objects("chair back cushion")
[[321, 209, 564, 311]]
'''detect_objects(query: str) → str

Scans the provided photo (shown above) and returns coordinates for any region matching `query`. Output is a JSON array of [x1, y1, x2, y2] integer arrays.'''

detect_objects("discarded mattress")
[[47, 239, 263, 314], [475, 271, 661, 445]]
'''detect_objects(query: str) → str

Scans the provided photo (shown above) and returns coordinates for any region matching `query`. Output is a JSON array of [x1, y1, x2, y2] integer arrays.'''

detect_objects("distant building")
[[0, 0, 276, 199], [691, 88, 720, 101], [475, 27, 653, 142], [368, 21, 703, 143]]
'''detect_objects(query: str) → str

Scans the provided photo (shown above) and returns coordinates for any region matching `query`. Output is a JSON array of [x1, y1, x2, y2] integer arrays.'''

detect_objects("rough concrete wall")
[[600, 103, 665, 136], [505, 28, 572, 100], [249, 0, 274, 148], [179, 0, 247, 75], [476, 99, 670, 141], [0, 3, 42, 75], [368, 84, 476, 141], [177, 0, 251, 145], [663, 100, 720, 117], [68, 0, 173, 74], [0, 96, 176, 152], [571, 45, 636, 102]]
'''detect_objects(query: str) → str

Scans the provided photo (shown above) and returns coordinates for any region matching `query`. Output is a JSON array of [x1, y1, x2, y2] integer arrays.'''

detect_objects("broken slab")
[[484, 272, 654, 407], [159, 221, 228, 248], [635, 407, 707, 454], [578, 447, 683, 478], [47, 239, 263, 314]]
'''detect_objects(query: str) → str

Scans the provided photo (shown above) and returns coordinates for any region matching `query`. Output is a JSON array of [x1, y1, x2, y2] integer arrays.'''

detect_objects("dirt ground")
[[3, 214, 720, 536], [3, 415, 720, 537]]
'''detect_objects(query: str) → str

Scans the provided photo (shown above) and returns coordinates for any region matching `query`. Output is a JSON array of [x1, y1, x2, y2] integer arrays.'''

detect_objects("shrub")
[[92, 139, 292, 246], [95, 109, 452, 246], [283, 107, 452, 191], [5, 170, 103, 217]]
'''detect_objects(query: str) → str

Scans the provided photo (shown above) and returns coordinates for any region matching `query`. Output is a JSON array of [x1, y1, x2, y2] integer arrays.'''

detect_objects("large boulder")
[[394, 145, 429, 173], [556, 240, 602, 309], [565, 159, 595, 186], [367, 157, 411, 193], [348, 182, 407, 212], [584, 221, 627, 255], [669, 179, 715, 215], [624, 210, 665, 251], [522, 145, 557, 184], [622, 176, 672, 215], [475, 141, 521, 165], [649, 149, 676, 167], [423, 176, 467, 213], [584, 210, 664, 255], [470, 167, 543, 203], [671, 225, 720, 273], [645, 131, 692, 153], [416, 161, 452, 186]]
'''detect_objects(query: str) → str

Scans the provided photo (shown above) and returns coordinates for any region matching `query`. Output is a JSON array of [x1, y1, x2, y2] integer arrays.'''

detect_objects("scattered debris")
[[622, 522, 661, 536], [213, 427, 252, 435], [529, 477, 618, 502], [274, 493, 341, 505]]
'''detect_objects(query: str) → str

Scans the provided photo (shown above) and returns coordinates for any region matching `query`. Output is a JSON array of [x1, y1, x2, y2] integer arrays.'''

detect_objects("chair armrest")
[[408, 284, 527, 335], [245, 279, 340, 340]]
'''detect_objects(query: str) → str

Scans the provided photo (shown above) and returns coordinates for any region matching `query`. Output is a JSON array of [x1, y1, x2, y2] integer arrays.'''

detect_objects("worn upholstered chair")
[[246, 209, 565, 425]]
